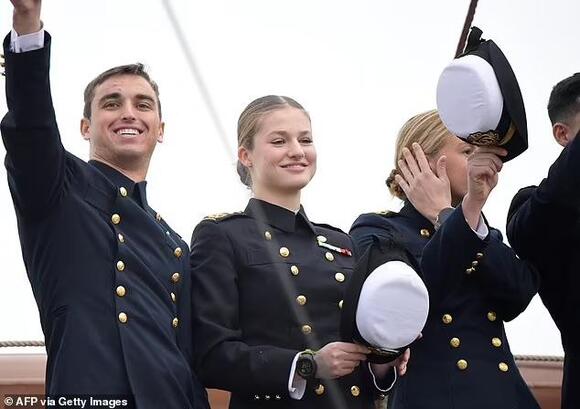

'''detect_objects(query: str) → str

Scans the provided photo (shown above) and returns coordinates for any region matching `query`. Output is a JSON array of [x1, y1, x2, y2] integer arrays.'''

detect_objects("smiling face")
[[238, 106, 316, 196], [80, 74, 164, 175]]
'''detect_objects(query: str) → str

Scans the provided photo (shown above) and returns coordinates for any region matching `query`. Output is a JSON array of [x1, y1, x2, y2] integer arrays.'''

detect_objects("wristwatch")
[[434, 207, 454, 231], [296, 349, 317, 380]]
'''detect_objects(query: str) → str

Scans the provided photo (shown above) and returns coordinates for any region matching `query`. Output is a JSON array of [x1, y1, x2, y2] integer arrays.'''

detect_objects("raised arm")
[[1, 0, 66, 218], [421, 146, 538, 319]]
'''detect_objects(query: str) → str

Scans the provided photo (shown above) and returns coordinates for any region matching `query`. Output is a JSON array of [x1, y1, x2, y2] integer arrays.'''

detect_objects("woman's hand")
[[314, 342, 370, 379], [462, 146, 507, 229], [394, 143, 452, 224], [370, 347, 411, 379]]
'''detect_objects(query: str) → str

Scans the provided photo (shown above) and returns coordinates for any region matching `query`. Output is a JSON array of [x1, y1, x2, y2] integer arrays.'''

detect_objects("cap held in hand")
[[340, 238, 429, 363], [436, 27, 528, 162]]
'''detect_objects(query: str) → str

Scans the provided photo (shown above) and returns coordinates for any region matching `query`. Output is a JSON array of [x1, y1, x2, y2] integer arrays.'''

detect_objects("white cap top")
[[355, 260, 429, 349], [436, 54, 504, 139]]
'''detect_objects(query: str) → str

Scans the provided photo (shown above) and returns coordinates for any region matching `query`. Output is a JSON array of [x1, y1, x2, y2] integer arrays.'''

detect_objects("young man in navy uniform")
[[1, 1, 208, 408], [507, 73, 580, 409]]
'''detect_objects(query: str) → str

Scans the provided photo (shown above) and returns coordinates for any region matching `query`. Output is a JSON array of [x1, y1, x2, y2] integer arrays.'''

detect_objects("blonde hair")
[[237, 95, 310, 187], [386, 110, 453, 200]]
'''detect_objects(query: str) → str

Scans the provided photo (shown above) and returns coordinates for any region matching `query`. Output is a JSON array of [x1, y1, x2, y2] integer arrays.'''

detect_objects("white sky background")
[[0, 0, 576, 356]]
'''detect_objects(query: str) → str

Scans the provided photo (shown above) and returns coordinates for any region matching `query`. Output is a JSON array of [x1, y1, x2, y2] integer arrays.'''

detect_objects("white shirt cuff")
[[10, 26, 45, 53], [368, 363, 397, 392], [288, 352, 307, 400], [471, 215, 489, 240]]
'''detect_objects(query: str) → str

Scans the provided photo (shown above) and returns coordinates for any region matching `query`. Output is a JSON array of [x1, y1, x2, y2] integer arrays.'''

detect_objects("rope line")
[[0, 340, 45, 348]]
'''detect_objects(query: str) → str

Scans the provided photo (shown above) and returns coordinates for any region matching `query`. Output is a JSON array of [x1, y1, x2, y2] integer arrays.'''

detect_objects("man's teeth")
[[117, 128, 140, 135]]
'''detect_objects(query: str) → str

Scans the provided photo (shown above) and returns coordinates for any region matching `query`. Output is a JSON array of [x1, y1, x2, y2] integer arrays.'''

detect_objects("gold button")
[[116, 260, 125, 272], [118, 312, 128, 323], [119, 187, 128, 197], [350, 385, 360, 397], [172, 317, 179, 328], [111, 214, 121, 225], [171, 292, 176, 303], [174, 247, 183, 258], [465, 267, 475, 274], [301, 324, 312, 334], [420, 228, 430, 238], [296, 295, 307, 306], [457, 359, 468, 370], [471, 260, 479, 267], [325, 252, 334, 262], [290, 265, 299, 276], [156, 213, 162, 221], [499, 362, 509, 372], [338, 300, 344, 309], [314, 384, 325, 395], [116, 286, 126, 297], [487, 311, 497, 322], [317, 235, 327, 243], [450, 337, 460, 348], [335, 272, 345, 282], [279, 247, 290, 258], [492, 337, 502, 348], [171, 272, 181, 283], [118, 233, 125, 243], [442, 314, 453, 324], [264, 231, 272, 240], [476, 252, 484, 259]]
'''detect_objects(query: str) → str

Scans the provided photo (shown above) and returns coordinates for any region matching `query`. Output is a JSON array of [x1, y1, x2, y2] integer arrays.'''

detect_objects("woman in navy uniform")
[[190, 96, 402, 409], [350, 110, 540, 408]]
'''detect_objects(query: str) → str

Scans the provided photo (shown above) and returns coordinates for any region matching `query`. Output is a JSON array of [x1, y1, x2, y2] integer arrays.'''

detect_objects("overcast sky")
[[0, 0, 577, 356]]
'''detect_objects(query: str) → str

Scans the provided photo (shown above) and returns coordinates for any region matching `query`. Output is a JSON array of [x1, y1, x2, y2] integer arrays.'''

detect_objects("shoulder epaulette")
[[374, 210, 395, 217], [203, 211, 245, 222]]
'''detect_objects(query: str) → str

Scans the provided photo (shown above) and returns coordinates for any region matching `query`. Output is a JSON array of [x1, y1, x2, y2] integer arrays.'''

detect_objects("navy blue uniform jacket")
[[190, 199, 386, 409], [0, 33, 208, 409], [507, 134, 580, 409], [351, 203, 539, 409]]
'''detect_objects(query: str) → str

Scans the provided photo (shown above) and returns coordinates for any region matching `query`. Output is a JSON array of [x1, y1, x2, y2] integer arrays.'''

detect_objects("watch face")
[[300, 359, 314, 374], [298, 355, 316, 377]]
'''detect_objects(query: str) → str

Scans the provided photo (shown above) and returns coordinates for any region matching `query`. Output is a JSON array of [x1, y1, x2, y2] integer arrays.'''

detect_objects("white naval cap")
[[356, 260, 429, 351], [436, 54, 504, 141], [435, 27, 528, 162], [340, 240, 429, 363]]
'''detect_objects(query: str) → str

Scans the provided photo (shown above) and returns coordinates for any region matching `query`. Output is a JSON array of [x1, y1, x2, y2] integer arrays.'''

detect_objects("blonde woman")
[[350, 110, 540, 408], [190, 96, 405, 409]]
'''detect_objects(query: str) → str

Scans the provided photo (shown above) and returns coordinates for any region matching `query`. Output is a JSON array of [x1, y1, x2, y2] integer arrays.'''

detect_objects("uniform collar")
[[89, 160, 149, 208], [244, 198, 316, 233]]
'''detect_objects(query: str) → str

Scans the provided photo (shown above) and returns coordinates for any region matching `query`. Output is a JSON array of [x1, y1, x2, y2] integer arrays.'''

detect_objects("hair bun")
[[385, 169, 405, 200]]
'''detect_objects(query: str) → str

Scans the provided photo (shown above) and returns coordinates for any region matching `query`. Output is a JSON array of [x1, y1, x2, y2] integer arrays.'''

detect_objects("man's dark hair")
[[83, 63, 162, 119], [547, 73, 580, 125]]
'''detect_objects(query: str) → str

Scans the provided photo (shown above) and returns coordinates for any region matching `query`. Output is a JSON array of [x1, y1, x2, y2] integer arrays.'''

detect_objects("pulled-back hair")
[[386, 110, 452, 200]]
